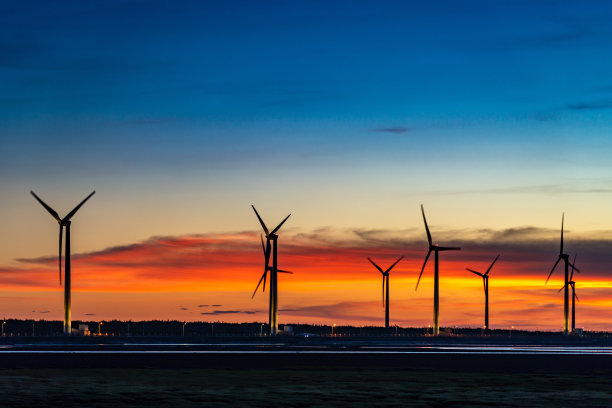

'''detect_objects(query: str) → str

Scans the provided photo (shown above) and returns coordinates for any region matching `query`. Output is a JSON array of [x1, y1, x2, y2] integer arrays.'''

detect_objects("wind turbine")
[[559, 255, 580, 333], [466, 254, 500, 331], [368, 256, 404, 329], [251, 205, 291, 335], [30, 190, 95, 336], [415, 205, 460, 336], [545, 213, 579, 335]]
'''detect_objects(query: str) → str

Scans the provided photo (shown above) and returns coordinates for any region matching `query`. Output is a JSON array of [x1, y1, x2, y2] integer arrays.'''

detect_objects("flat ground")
[[1, 367, 611, 407], [2, 338, 612, 407]]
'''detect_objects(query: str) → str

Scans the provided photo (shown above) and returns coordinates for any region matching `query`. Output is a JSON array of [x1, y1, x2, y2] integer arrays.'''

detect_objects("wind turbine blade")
[[421, 205, 432, 246], [568, 263, 580, 273], [251, 271, 267, 298], [264, 237, 271, 272], [262, 270, 267, 293], [560, 213, 564, 255], [558, 284, 566, 292], [271, 213, 291, 234], [466, 268, 483, 277], [415, 249, 432, 291], [58, 226, 63, 286], [277, 269, 293, 274], [368, 257, 384, 274], [569, 254, 576, 281], [574, 291, 580, 302], [437, 246, 461, 251], [545, 257, 561, 284], [30, 191, 61, 222], [485, 254, 500, 275], [382, 275, 385, 308], [385, 255, 404, 274], [251, 205, 269, 235], [260, 235, 266, 255], [63, 191, 95, 221]]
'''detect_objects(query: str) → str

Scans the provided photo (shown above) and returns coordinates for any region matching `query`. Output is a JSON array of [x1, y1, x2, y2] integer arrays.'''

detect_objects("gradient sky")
[[2, 1, 612, 330]]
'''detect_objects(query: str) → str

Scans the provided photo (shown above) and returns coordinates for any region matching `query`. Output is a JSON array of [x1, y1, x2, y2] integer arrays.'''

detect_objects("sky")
[[2, 0, 612, 331]]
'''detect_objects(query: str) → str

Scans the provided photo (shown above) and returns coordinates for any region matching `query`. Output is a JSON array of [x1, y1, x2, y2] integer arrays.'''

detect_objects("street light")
[[98, 321, 103, 336], [331, 323, 337, 336], [260, 323, 264, 337], [1, 321, 5, 337], [182, 322, 187, 337]]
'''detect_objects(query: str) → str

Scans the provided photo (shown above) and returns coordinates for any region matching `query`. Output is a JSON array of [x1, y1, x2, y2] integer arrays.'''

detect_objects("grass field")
[[1, 367, 611, 407]]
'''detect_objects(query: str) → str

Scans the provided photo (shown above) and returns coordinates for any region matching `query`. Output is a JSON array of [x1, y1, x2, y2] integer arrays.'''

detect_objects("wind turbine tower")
[[251, 205, 291, 335], [368, 256, 403, 329], [466, 254, 499, 330], [30, 190, 95, 336], [415, 205, 460, 336], [545, 213, 579, 335], [559, 255, 580, 333]]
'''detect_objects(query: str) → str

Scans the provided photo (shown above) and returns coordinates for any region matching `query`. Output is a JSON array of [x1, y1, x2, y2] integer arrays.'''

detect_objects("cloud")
[[2, 225, 612, 294], [484, 17, 594, 53], [565, 100, 612, 111], [84, 313, 96, 316], [280, 301, 385, 323], [429, 184, 612, 195], [111, 118, 182, 126], [516, 25, 590, 48], [200, 310, 257, 315], [370, 127, 411, 134], [2, 227, 611, 330]]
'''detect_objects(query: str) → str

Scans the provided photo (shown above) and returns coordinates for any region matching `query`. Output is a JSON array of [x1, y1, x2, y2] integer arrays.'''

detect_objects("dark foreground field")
[[0, 366, 611, 407], [1, 352, 612, 407]]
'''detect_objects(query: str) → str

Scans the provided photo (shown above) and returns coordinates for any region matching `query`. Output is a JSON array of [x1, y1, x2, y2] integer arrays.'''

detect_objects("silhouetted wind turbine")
[[466, 254, 499, 330], [368, 256, 404, 329], [415, 205, 460, 336], [251, 205, 291, 335], [559, 254, 580, 333], [545, 213, 579, 335], [30, 190, 95, 336]]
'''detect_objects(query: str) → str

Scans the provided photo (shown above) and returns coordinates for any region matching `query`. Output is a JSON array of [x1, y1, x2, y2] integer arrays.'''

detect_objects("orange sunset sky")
[[2, 215, 612, 331]]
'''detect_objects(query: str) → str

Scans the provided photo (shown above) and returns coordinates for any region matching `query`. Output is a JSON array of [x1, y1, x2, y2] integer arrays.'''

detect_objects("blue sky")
[[2, 0, 612, 261]]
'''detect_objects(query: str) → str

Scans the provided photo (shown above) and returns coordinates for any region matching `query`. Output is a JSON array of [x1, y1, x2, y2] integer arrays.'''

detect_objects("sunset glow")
[[2, 227, 611, 331]]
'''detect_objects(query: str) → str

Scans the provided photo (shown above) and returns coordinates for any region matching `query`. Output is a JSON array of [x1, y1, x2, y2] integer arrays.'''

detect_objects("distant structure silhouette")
[[545, 213, 579, 335], [559, 254, 580, 333], [466, 254, 499, 330], [416, 205, 461, 336], [368, 256, 403, 329], [30, 190, 95, 336], [251, 205, 292, 335]]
